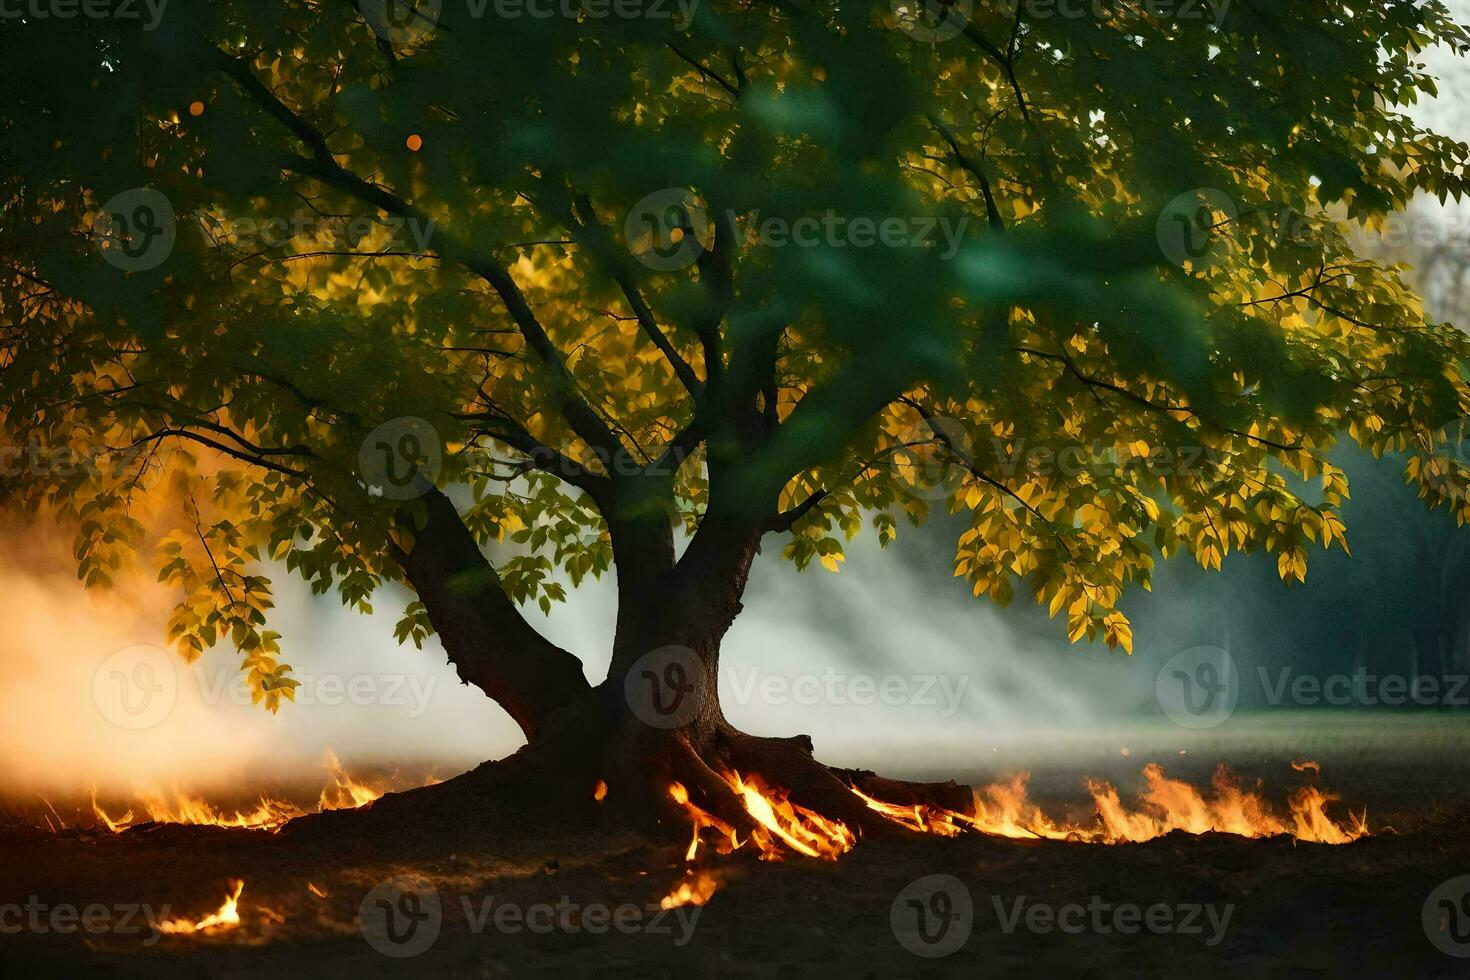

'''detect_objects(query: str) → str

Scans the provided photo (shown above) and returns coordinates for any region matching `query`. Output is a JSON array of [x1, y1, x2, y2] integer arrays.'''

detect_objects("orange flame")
[[668, 781, 742, 861], [83, 749, 408, 834], [851, 763, 1367, 845], [1085, 763, 1367, 844], [668, 772, 855, 862], [140, 791, 306, 831], [90, 791, 134, 833], [317, 748, 387, 811], [725, 771, 855, 860], [157, 879, 244, 935]]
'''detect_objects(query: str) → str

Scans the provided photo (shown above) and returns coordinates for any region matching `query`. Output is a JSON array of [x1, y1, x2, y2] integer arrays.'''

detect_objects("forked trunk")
[[344, 486, 969, 847]]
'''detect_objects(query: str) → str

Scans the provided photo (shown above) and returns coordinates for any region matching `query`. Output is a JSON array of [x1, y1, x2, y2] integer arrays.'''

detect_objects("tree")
[[4, 0, 1470, 835]]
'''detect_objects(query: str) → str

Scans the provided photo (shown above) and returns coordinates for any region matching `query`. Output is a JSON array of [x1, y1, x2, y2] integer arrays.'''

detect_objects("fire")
[[318, 748, 387, 810], [726, 771, 856, 860], [90, 788, 305, 832], [660, 870, 719, 910], [1290, 786, 1369, 844], [90, 791, 134, 833], [966, 773, 1075, 840], [668, 781, 742, 861], [850, 763, 1368, 846], [141, 791, 306, 831], [157, 879, 244, 935], [1085, 763, 1367, 844], [83, 750, 406, 834], [668, 762, 1365, 866], [668, 772, 855, 862]]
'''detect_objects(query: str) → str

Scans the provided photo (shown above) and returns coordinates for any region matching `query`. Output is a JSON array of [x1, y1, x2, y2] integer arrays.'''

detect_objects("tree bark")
[[394, 487, 590, 739]]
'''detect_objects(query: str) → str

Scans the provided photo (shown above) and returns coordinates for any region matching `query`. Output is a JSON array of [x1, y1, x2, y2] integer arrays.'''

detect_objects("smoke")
[[0, 506, 1149, 794], [0, 518, 509, 795]]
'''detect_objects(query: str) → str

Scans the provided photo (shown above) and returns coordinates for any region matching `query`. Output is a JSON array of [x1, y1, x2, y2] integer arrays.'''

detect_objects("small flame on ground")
[[726, 771, 856, 860], [668, 781, 742, 862], [593, 779, 608, 802], [318, 748, 387, 811], [82, 750, 405, 834], [91, 788, 305, 832], [157, 879, 244, 935], [669, 772, 855, 862]]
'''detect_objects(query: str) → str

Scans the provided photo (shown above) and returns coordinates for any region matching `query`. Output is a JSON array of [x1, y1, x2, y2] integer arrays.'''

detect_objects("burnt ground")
[[2, 756, 1470, 979]]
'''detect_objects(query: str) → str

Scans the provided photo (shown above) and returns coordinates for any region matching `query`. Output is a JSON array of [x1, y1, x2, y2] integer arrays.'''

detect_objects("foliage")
[[2, 0, 1469, 697]]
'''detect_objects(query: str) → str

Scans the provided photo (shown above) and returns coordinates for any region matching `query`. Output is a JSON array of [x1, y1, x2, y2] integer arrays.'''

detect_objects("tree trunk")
[[327, 485, 970, 848], [394, 487, 590, 739]]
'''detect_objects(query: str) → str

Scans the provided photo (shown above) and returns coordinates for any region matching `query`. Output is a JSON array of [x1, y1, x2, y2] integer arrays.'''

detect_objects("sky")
[[4, 8, 1470, 796]]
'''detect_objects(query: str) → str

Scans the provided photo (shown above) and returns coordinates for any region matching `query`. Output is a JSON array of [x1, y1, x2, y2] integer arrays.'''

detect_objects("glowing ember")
[[660, 870, 719, 910], [593, 779, 608, 802], [157, 880, 244, 935]]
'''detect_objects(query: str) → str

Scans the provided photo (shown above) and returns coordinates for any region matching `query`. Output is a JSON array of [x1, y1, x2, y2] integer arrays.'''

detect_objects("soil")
[[3, 754, 1469, 978]]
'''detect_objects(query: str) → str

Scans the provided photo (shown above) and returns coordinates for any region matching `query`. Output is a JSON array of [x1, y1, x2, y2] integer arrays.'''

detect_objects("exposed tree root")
[[284, 706, 980, 858]]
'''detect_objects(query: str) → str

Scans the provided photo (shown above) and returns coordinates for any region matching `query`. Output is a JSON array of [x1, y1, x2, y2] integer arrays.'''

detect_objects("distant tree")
[[3, 1, 1469, 829]]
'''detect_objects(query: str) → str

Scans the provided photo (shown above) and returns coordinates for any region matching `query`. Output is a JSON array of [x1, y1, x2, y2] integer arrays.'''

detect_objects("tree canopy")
[[4, 0, 1470, 710]]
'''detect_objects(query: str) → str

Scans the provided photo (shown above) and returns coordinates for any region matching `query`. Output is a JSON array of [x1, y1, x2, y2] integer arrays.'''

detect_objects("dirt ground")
[[3, 770, 1469, 979]]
